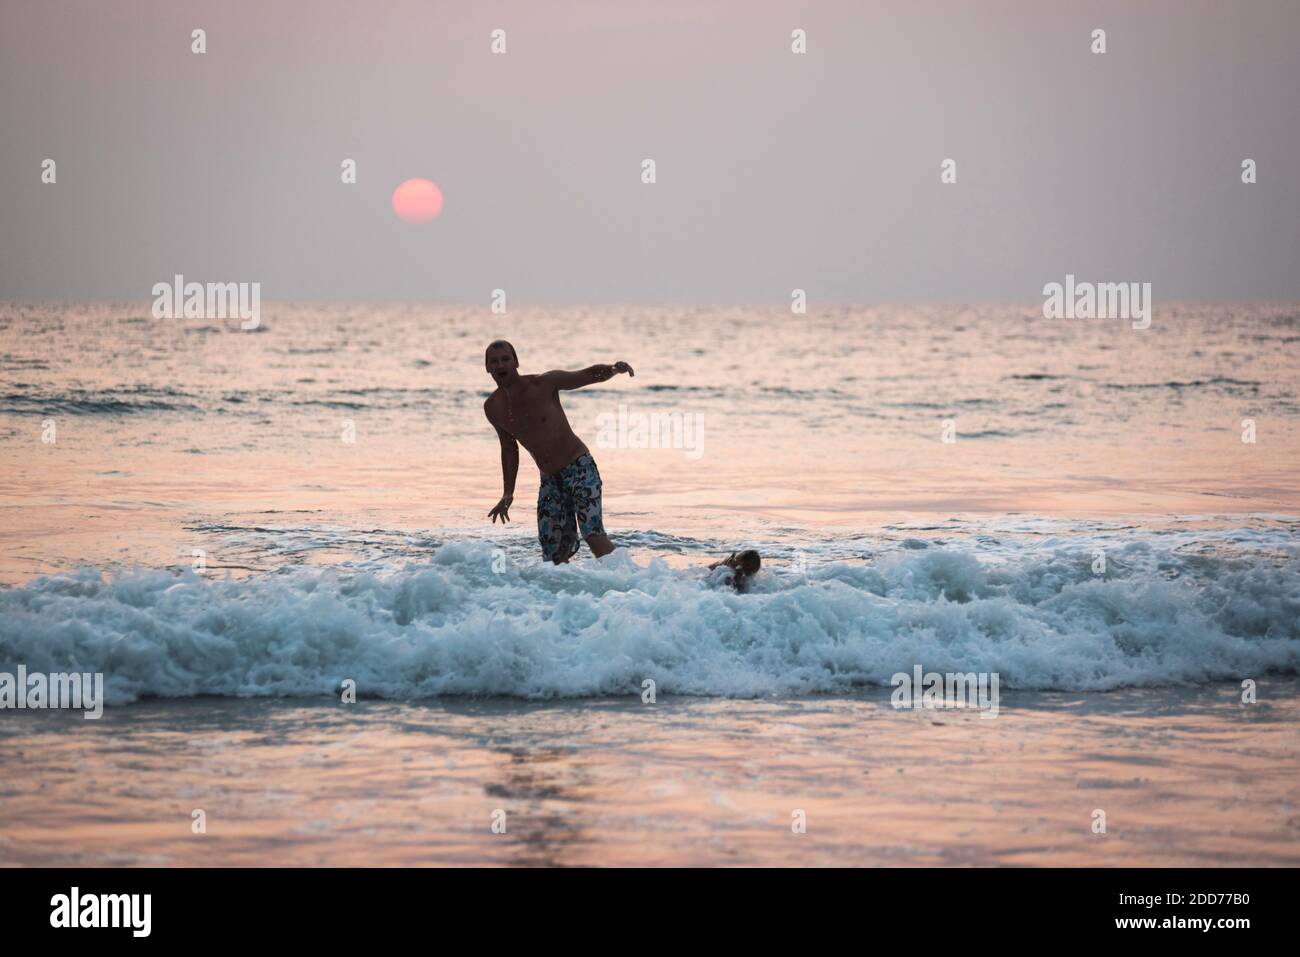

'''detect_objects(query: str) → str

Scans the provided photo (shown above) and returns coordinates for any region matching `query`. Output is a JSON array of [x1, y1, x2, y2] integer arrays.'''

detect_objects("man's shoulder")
[[513, 373, 552, 394]]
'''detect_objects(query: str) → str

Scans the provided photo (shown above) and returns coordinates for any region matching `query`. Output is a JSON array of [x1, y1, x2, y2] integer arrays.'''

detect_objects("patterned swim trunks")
[[537, 452, 606, 563]]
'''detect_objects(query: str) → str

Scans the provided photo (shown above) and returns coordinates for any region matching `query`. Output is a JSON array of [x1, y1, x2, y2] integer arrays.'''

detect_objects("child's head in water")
[[721, 549, 761, 592], [708, 549, 762, 591]]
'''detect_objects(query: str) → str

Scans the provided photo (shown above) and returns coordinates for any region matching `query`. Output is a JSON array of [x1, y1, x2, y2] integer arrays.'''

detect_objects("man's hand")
[[595, 361, 635, 381], [488, 494, 513, 523]]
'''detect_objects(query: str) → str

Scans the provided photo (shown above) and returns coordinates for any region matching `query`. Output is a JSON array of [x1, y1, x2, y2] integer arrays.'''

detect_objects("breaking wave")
[[1, 540, 1297, 703]]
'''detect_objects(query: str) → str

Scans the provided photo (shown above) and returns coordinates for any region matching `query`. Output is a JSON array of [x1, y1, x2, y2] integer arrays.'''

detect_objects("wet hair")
[[734, 550, 761, 576], [486, 340, 518, 362]]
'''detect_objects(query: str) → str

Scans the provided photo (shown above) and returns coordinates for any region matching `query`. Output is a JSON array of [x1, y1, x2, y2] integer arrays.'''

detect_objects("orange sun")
[[391, 178, 444, 223]]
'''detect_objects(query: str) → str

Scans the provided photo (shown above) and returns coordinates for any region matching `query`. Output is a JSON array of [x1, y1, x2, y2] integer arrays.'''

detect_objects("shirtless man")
[[483, 340, 634, 563]]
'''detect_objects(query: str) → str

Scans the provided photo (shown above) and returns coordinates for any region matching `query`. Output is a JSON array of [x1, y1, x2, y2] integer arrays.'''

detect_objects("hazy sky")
[[2, 0, 1297, 303]]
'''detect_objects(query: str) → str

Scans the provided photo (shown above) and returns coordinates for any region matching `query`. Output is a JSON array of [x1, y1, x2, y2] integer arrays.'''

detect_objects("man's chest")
[[498, 389, 561, 434]]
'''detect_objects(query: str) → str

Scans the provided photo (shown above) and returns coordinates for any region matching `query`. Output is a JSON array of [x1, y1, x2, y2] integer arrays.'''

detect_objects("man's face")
[[485, 345, 518, 383]]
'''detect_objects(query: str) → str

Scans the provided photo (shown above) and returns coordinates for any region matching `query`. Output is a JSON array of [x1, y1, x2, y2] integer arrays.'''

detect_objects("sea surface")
[[2, 301, 1299, 866], [1, 301, 1297, 699], [3, 683, 1299, 867]]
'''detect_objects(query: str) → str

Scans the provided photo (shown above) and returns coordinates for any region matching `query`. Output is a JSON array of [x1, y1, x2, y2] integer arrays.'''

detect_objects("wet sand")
[[3, 679, 1297, 867]]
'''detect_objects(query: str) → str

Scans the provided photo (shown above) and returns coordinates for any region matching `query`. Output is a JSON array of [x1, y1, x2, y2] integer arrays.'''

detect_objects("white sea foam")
[[1, 540, 1297, 702]]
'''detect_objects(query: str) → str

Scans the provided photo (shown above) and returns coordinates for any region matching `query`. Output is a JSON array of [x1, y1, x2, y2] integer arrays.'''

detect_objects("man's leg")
[[572, 454, 613, 558], [538, 474, 579, 564]]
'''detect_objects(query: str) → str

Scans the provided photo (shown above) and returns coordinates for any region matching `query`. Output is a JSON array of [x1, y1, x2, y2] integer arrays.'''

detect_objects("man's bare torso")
[[484, 374, 589, 475]]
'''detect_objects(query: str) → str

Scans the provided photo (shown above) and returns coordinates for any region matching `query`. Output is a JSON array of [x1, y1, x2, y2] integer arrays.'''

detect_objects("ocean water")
[[5, 684, 1300, 867], [2, 531, 1298, 702], [1, 302, 1298, 699]]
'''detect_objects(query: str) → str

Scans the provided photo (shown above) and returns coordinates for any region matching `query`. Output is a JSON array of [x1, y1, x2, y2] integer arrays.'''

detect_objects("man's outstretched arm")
[[540, 362, 635, 391]]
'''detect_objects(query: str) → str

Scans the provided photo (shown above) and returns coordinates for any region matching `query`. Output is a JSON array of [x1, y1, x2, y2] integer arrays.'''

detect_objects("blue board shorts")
[[537, 452, 606, 563]]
